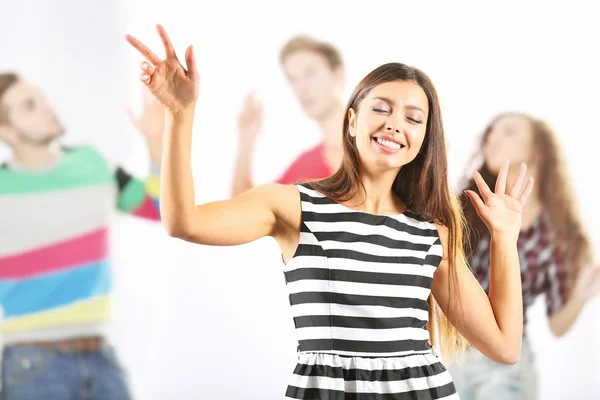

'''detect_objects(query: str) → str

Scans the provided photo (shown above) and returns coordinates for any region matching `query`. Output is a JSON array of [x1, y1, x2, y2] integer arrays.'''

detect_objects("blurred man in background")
[[231, 35, 346, 196], [0, 72, 163, 399]]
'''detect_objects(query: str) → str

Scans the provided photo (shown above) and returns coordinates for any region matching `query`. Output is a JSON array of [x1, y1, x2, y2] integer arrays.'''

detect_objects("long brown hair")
[[462, 113, 593, 288], [310, 63, 469, 360]]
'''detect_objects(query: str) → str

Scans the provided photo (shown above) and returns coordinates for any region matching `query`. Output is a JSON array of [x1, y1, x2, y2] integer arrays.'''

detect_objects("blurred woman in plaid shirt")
[[448, 113, 600, 400]]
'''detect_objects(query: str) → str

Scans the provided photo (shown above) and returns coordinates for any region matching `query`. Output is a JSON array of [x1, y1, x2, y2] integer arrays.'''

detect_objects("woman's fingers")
[[509, 163, 527, 198], [141, 61, 156, 75], [495, 159, 509, 195], [473, 171, 493, 203], [138, 61, 156, 86], [156, 24, 177, 60], [518, 177, 535, 206], [139, 72, 151, 86], [465, 190, 487, 217], [125, 34, 161, 65], [184, 45, 198, 82]]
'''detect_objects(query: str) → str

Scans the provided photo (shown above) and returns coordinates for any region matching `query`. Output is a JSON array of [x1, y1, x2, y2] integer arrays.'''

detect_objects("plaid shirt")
[[468, 213, 568, 326]]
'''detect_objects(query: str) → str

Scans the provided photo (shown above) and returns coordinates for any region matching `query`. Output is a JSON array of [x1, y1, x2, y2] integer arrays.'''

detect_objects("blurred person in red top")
[[231, 35, 345, 195]]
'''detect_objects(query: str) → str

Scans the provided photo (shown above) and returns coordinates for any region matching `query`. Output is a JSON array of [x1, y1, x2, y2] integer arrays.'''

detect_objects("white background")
[[1, 1, 599, 398]]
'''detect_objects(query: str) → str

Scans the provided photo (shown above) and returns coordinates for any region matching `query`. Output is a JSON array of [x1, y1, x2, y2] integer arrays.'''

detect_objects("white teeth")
[[376, 138, 401, 150]]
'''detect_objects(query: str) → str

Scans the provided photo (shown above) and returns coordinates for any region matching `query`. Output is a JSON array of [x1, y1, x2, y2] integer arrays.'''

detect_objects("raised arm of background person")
[[548, 262, 600, 336], [231, 93, 263, 197]]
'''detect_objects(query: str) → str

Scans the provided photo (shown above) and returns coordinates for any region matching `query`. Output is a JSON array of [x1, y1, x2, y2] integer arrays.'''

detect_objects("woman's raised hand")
[[125, 24, 199, 113]]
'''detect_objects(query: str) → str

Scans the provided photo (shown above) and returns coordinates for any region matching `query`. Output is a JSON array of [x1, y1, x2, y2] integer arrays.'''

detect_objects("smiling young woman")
[[125, 25, 535, 399]]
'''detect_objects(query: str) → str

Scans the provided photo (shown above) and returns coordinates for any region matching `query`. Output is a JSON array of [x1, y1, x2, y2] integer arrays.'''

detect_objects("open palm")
[[125, 25, 199, 113], [466, 160, 535, 239]]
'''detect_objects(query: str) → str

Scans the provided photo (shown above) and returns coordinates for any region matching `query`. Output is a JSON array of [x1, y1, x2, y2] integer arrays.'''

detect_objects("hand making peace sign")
[[125, 25, 199, 114]]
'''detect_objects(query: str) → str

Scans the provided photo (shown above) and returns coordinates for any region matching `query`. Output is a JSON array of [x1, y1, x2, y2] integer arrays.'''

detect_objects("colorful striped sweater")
[[0, 146, 160, 344]]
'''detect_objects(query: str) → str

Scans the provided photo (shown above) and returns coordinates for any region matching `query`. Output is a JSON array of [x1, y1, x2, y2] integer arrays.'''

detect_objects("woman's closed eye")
[[407, 117, 422, 124], [371, 105, 423, 124], [372, 107, 390, 113]]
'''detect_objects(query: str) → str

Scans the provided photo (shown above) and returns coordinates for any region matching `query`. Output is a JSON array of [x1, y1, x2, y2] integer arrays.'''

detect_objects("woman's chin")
[[484, 159, 505, 174], [359, 151, 413, 175], [373, 158, 405, 172]]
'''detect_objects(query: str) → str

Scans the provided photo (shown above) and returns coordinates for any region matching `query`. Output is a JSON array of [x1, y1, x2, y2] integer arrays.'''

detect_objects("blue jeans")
[[1, 344, 131, 400], [447, 338, 538, 400]]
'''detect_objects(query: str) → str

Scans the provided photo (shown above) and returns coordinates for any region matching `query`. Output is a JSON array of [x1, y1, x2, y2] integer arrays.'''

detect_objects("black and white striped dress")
[[283, 183, 458, 399]]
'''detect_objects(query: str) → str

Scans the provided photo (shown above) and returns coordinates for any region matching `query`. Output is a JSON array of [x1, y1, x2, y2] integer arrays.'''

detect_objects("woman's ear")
[[348, 108, 357, 137]]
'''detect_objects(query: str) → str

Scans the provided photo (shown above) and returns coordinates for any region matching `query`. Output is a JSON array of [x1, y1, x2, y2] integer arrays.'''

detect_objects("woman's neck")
[[344, 168, 404, 215]]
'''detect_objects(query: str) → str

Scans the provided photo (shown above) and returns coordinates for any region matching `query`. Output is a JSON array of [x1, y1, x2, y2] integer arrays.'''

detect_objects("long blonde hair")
[[310, 63, 469, 361]]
